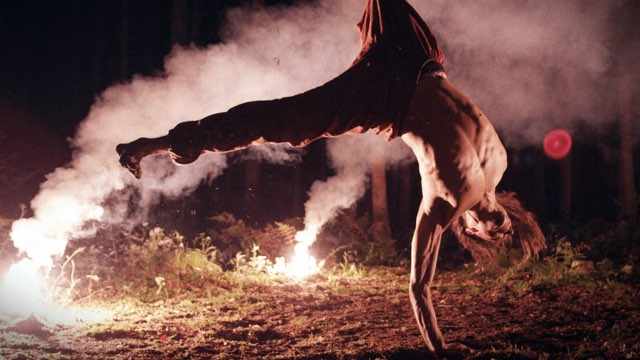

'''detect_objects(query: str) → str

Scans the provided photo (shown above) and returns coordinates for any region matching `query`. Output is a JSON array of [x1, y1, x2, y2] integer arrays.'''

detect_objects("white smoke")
[[279, 0, 630, 249], [417, 0, 625, 146], [8, 0, 628, 268], [242, 144, 304, 164], [300, 131, 414, 239], [9, 1, 362, 267]]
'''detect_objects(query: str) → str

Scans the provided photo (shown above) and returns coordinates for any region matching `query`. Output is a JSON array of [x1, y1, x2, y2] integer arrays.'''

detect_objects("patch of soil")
[[1, 267, 639, 359]]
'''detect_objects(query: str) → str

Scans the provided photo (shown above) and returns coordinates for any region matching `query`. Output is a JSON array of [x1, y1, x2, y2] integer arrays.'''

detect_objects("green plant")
[[493, 238, 593, 295], [0, 205, 26, 257], [207, 212, 257, 265], [334, 251, 365, 278], [49, 247, 85, 307], [173, 249, 222, 274], [496, 248, 525, 268], [253, 222, 297, 261], [233, 244, 280, 274], [0, 218, 12, 256], [364, 228, 402, 266], [318, 212, 402, 267]]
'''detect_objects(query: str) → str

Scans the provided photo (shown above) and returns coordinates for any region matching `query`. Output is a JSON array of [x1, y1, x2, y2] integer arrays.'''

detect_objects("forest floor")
[[1, 263, 639, 360]]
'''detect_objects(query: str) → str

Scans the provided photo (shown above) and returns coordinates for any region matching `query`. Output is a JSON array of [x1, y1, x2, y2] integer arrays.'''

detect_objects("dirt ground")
[[1, 266, 639, 360]]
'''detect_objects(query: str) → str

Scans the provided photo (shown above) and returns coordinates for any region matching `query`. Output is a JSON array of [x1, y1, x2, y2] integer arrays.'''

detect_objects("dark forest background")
[[0, 0, 638, 250]]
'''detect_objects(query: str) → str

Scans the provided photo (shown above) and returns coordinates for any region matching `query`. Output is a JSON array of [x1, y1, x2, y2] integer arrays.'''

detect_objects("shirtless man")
[[117, 0, 543, 353]]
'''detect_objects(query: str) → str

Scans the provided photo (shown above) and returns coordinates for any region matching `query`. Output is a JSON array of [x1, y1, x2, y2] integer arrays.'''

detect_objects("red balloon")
[[543, 129, 572, 160]]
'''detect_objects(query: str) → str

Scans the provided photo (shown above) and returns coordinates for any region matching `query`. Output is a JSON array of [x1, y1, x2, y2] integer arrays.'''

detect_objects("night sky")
[[0, 0, 304, 216], [1, 0, 301, 137]]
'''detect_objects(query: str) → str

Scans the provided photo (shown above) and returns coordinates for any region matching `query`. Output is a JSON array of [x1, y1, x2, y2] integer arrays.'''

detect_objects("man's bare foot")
[[116, 136, 171, 179], [116, 143, 143, 179]]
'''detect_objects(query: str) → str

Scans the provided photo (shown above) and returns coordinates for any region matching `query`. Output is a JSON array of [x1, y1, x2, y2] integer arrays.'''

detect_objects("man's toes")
[[118, 154, 141, 179]]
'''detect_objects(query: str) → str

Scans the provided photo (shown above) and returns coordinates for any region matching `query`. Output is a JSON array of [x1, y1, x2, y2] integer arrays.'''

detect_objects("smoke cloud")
[[417, 0, 626, 145], [300, 131, 413, 238], [9, 0, 361, 267], [9, 0, 630, 267]]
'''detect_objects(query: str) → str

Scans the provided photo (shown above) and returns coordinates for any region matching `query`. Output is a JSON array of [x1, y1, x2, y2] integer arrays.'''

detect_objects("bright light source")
[[0, 258, 48, 317], [0, 258, 111, 326], [270, 229, 321, 279]]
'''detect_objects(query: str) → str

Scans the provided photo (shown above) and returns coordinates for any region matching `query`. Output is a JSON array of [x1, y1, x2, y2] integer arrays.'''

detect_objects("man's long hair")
[[451, 191, 546, 266]]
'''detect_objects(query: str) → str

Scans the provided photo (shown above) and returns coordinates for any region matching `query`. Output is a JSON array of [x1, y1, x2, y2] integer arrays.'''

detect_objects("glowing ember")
[[271, 229, 321, 279]]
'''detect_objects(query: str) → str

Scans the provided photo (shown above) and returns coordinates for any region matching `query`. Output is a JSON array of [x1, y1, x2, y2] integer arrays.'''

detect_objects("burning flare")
[[271, 228, 321, 279], [1, 186, 108, 324], [2, 205, 109, 325], [0, 258, 110, 325], [0, 258, 48, 317]]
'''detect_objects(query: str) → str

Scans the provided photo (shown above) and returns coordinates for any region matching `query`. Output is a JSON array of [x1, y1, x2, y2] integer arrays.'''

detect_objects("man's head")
[[451, 191, 546, 266], [461, 204, 513, 242]]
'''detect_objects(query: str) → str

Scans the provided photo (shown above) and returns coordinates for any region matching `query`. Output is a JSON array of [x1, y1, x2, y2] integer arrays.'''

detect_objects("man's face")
[[462, 205, 513, 242]]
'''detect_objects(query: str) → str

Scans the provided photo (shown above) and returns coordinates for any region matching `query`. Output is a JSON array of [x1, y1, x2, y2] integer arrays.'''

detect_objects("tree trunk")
[[559, 155, 572, 222], [617, 72, 637, 219], [119, 0, 130, 78], [92, 1, 106, 94], [291, 164, 304, 217], [190, 0, 202, 41], [171, 0, 189, 46], [370, 162, 391, 236], [534, 150, 547, 223], [389, 164, 413, 235], [559, 71, 575, 222]]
